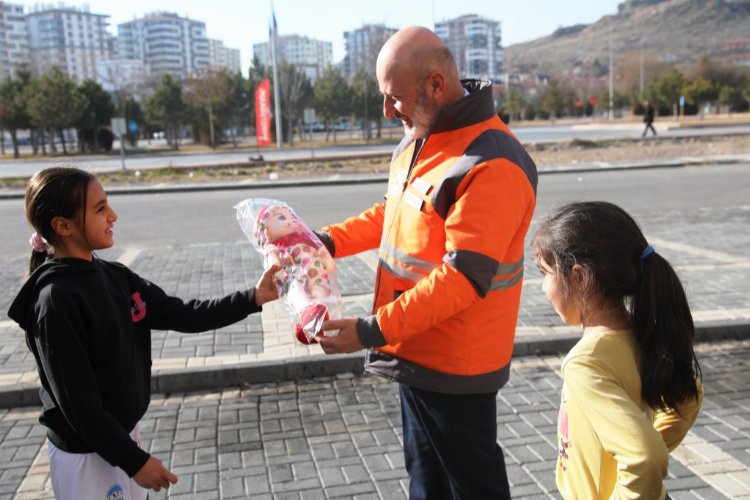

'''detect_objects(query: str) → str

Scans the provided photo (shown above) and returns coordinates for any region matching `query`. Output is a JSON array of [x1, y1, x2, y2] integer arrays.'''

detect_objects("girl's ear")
[[50, 216, 74, 237], [571, 264, 591, 294]]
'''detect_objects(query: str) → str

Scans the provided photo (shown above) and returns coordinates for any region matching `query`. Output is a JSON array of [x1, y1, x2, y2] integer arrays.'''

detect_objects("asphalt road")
[[1, 161, 749, 260]]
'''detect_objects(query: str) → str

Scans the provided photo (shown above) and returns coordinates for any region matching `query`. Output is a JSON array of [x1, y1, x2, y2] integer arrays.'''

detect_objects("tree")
[[644, 68, 687, 115], [686, 55, 744, 89], [144, 75, 185, 150], [0, 69, 32, 158], [185, 69, 231, 149], [351, 68, 382, 141], [683, 77, 719, 117], [313, 67, 352, 142], [277, 61, 313, 146], [223, 71, 249, 146], [742, 73, 750, 110], [614, 50, 673, 98], [717, 85, 742, 114], [538, 79, 564, 119], [95, 60, 150, 110], [502, 86, 525, 122], [25, 67, 87, 155], [75, 79, 115, 153]]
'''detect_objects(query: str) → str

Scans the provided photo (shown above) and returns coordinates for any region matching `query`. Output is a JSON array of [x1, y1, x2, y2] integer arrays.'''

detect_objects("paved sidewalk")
[[4, 340, 749, 499], [2, 211, 749, 407], [0, 157, 749, 497]]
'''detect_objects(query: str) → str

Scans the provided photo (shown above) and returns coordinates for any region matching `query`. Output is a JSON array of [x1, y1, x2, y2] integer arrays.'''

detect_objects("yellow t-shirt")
[[556, 329, 702, 499]]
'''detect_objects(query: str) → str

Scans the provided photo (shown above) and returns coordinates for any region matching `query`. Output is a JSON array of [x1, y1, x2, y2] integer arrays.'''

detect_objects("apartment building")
[[253, 34, 332, 82], [342, 24, 396, 80], [117, 12, 210, 81], [0, 1, 29, 79], [435, 14, 503, 83], [25, 3, 110, 82], [209, 38, 241, 73]]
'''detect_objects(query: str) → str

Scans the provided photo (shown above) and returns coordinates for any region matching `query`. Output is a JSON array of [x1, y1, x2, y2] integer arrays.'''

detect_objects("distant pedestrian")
[[642, 100, 657, 137], [533, 201, 703, 499], [7, 166, 279, 500]]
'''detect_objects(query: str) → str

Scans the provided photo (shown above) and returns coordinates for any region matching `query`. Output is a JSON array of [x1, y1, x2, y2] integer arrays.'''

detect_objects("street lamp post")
[[608, 36, 614, 121], [639, 40, 644, 99]]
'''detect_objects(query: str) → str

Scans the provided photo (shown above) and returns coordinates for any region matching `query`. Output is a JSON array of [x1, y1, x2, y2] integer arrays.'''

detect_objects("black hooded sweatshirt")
[[8, 257, 260, 477]]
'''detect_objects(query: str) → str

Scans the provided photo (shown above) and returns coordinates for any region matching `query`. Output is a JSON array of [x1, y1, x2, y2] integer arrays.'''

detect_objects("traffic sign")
[[111, 117, 126, 136]]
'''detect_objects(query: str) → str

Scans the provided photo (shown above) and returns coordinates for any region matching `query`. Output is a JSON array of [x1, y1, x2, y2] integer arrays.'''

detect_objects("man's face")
[[378, 70, 440, 140]]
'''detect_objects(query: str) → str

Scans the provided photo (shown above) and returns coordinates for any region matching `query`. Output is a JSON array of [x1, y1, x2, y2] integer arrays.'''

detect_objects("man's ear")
[[427, 71, 446, 101], [50, 216, 74, 237]]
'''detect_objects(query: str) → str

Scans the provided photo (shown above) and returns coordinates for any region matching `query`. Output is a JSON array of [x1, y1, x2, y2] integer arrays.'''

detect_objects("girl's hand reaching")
[[254, 263, 282, 306], [134, 456, 177, 492]]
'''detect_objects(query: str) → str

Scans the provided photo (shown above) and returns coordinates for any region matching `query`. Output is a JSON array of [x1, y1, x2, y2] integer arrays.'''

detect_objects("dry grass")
[[1, 134, 747, 190]]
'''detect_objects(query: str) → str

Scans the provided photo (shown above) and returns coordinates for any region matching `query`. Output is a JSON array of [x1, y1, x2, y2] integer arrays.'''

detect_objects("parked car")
[[303, 122, 326, 132]]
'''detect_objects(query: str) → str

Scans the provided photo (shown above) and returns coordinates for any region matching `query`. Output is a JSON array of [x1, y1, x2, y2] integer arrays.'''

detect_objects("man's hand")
[[317, 318, 364, 353], [254, 264, 282, 306], [133, 456, 178, 492]]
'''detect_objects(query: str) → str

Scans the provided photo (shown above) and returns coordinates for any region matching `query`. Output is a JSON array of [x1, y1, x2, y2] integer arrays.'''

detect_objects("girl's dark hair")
[[25, 166, 94, 275], [533, 201, 701, 412]]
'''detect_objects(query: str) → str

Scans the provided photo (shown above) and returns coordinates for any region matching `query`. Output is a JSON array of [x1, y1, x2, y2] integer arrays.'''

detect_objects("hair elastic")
[[29, 232, 49, 253], [640, 244, 655, 261]]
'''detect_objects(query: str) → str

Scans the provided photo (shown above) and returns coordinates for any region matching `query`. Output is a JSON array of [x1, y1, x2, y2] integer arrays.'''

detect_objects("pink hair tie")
[[29, 232, 49, 253]]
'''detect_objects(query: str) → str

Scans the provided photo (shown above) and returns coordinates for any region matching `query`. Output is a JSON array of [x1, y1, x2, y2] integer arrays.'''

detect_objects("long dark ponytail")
[[632, 248, 701, 411], [24, 166, 94, 276], [534, 201, 701, 411]]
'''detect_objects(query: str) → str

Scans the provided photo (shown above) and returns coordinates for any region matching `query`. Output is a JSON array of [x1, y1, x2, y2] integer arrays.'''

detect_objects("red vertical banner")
[[255, 78, 272, 147]]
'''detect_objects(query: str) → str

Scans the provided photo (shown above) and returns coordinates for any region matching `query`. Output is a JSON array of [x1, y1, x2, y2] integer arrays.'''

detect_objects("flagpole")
[[270, 1, 283, 148]]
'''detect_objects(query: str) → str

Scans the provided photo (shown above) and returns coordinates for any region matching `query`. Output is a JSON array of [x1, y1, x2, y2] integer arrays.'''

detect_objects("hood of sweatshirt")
[[8, 257, 99, 331]]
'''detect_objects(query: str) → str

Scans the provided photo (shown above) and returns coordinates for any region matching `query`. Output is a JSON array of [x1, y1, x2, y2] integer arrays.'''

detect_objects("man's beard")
[[403, 90, 440, 140]]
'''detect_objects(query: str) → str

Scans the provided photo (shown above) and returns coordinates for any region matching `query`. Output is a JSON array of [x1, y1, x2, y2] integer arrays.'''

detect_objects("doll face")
[[262, 206, 305, 243]]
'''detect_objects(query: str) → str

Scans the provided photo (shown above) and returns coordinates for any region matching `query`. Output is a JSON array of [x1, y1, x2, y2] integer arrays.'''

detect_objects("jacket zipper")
[[370, 138, 426, 315]]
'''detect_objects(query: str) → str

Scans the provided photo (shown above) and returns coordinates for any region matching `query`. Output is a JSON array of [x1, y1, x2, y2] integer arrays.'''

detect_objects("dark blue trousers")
[[399, 384, 511, 499]]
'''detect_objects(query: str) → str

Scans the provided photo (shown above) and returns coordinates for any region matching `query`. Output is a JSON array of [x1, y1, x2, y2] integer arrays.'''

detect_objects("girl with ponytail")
[[9, 166, 279, 499], [533, 201, 702, 499]]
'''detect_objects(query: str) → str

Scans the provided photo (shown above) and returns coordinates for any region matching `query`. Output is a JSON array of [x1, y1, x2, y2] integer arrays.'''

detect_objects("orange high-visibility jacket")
[[323, 80, 538, 394]]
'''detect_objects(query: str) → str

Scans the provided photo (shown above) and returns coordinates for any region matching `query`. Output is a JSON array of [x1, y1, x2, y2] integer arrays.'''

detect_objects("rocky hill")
[[504, 0, 750, 76]]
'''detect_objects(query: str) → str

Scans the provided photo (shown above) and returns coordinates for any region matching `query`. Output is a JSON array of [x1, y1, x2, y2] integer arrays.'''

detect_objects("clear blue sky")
[[17, 0, 624, 70]]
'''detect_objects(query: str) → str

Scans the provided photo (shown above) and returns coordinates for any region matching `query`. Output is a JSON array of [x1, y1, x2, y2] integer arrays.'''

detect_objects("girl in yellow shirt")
[[533, 201, 703, 499]]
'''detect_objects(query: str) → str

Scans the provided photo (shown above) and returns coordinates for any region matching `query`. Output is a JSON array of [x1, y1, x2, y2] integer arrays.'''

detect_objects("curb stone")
[[2, 323, 747, 410]]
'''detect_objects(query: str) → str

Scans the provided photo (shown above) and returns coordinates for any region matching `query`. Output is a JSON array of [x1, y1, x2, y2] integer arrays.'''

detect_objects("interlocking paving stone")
[[3, 339, 746, 498]]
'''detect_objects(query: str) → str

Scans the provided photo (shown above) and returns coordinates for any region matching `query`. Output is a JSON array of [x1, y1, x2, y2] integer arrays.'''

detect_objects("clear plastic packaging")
[[235, 198, 341, 344]]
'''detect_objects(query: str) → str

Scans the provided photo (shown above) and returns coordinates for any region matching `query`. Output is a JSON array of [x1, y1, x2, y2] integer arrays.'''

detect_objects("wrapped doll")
[[235, 198, 341, 344]]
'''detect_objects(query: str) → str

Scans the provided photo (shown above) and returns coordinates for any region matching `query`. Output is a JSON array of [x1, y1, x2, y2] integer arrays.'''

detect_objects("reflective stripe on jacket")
[[324, 79, 537, 394]]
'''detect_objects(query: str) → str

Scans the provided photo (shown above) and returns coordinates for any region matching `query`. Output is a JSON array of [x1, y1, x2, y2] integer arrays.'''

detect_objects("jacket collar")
[[430, 79, 496, 134]]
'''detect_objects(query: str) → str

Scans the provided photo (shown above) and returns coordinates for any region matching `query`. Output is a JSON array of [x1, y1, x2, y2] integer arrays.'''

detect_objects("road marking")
[[647, 237, 747, 264], [116, 247, 141, 266], [693, 308, 750, 322]]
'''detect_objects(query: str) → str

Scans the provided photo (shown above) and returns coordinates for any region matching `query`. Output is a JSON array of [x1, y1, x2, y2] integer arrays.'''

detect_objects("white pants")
[[48, 425, 148, 500]]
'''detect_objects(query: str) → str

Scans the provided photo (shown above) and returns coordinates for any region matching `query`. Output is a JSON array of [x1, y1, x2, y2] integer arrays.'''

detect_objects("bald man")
[[317, 26, 537, 498]]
